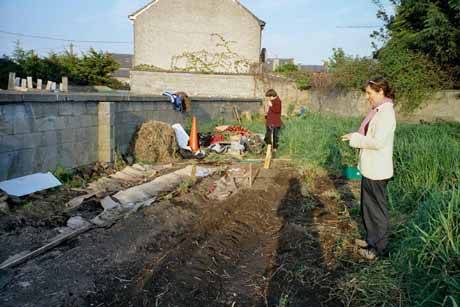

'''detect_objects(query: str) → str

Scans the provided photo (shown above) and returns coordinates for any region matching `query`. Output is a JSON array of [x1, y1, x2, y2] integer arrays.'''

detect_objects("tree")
[[0, 56, 20, 89], [372, 0, 460, 86], [326, 48, 381, 90], [1, 44, 121, 87], [78, 48, 120, 85]]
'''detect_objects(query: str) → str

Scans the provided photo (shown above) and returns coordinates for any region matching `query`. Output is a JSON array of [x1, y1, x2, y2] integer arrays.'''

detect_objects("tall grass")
[[279, 113, 460, 306], [278, 113, 359, 172]]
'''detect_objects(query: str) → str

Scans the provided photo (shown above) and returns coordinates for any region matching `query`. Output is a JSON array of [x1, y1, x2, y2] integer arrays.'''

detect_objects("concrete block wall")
[[114, 98, 261, 154], [0, 92, 262, 180], [0, 98, 98, 181]]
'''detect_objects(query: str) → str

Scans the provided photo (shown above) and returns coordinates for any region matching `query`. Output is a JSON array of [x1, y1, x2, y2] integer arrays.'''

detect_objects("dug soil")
[[0, 162, 357, 306]]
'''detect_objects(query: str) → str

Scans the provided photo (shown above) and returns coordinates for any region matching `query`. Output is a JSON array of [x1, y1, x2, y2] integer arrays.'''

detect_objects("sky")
[[0, 0, 393, 65]]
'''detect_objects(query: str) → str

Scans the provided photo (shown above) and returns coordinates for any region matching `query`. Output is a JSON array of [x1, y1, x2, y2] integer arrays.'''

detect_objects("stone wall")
[[0, 92, 261, 180], [305, 90, 460, 122], [130, 71, 260, 98], [252, 75, 460, 122]]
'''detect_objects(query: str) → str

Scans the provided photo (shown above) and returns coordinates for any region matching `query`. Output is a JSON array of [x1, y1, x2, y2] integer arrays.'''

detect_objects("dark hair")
[[366, 77, 395, 99], [265, 89, 278, 97]]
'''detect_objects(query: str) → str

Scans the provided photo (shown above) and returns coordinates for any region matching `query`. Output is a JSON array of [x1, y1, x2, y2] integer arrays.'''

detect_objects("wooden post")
[[8, 72, 15, 90]]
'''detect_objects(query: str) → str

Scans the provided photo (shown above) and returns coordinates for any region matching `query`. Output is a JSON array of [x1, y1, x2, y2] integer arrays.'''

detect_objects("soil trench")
[[1, 163, 353, 306]]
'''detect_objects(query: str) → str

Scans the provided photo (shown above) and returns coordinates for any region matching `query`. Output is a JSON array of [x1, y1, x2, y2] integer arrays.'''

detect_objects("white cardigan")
[[349, 103, 396, 180]]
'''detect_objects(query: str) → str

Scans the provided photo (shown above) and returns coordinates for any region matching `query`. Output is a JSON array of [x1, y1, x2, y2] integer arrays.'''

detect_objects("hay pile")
[[131, 121, 180, 163]]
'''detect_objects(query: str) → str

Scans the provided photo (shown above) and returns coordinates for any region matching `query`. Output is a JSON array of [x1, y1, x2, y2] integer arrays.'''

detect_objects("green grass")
[[279, 113, 460, 306], [278, 113, 360, 174]]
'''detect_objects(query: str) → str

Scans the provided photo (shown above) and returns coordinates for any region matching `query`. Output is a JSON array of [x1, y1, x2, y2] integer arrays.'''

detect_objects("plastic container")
[[342, 166, 362, 181]]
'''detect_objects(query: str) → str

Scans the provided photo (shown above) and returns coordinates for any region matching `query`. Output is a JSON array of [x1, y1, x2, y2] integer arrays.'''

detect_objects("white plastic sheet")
[[0, 172, 62, 197]]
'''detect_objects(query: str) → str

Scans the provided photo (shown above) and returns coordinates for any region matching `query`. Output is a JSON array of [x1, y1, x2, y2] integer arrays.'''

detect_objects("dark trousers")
[[361, 176, 390, 255], [264, 126, 280, 149]]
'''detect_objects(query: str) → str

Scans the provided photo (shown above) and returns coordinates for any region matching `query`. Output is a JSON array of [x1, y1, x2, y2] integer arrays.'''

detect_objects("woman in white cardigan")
[[342, 77, 396, 260]]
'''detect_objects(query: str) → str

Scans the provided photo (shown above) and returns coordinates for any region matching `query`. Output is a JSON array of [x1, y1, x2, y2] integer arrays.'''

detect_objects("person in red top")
[[264, 89, 282, 151]]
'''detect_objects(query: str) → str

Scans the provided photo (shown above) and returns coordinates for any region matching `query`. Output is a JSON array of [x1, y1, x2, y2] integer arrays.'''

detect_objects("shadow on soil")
[[264, 177, 343, 307]]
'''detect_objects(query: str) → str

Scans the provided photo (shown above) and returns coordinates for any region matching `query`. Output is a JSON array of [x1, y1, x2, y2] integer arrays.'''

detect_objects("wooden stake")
[[264, 145, 272, 169], [248, 164, 253, 187], [233, 106, 242, 125]]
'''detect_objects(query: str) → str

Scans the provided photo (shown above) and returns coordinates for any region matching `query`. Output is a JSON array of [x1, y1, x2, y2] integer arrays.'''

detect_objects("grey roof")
[[298, 65, 326, 73], [110, 53, 133, 69], [266, 58, 295, 64], [111, 68, 130, 78], [129, 0, 265, 28]]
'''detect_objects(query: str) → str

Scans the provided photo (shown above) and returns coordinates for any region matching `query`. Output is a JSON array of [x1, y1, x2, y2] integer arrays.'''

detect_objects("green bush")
[[378, 45, 452, 112], [273, 64, 312, 91], [324, 47, 451, 113], [274, 63, 299, 73], [0, 42, 120, 87], [326, 48, 381, 90]]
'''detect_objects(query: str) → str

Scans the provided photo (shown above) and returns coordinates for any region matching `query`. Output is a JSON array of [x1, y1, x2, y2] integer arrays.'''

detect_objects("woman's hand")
[[341, 133, 353, 141]]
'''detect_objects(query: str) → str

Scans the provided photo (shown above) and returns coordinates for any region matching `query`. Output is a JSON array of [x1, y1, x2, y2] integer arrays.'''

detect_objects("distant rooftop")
[[110, 53, 133, 69], [297, 64, 326, 73]]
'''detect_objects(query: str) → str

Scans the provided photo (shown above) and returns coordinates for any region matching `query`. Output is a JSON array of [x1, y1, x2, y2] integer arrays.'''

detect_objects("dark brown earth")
[[0, 162, 359, 307]]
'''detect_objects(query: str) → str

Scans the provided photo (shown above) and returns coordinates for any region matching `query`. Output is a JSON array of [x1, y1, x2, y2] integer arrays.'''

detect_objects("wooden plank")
[[0, 225, 92, 270]]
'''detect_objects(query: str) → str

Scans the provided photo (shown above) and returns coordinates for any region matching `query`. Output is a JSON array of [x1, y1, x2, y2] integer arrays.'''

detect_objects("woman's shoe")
[[354, 239, 368, 248], [358, 247, 377, 260]]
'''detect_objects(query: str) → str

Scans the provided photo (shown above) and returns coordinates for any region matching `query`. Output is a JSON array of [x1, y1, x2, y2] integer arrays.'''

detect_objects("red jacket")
[[266, 97, 282, 128]]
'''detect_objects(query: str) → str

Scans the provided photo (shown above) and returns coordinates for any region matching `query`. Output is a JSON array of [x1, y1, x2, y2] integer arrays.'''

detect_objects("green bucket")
[[342, 166, 362, 181]]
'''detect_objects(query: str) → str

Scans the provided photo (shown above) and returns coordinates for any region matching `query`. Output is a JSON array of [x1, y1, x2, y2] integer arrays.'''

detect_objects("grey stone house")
[[128, 0, 265, 74]]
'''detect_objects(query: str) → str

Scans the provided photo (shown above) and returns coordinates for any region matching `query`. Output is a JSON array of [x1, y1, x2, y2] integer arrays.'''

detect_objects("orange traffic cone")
[[189, 116, 200, 153]]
